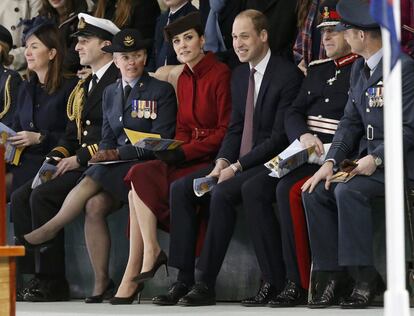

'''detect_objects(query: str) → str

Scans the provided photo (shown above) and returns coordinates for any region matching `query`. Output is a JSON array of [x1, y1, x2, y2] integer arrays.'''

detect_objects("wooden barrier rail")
[[0, 145, 25, 316]]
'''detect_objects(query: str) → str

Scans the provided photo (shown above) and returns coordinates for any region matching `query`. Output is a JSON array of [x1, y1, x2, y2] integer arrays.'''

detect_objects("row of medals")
[[131, 100, 157, 119], [367, 87, 384, 108]]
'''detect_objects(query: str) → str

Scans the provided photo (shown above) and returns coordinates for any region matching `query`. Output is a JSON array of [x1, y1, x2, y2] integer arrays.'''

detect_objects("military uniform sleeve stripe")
[[51, 146, 70, 158]]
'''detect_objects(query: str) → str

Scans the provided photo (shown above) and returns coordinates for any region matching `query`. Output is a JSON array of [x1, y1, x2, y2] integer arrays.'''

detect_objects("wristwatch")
[[373, 155, 383, 167], [229, 163, 241, 174]]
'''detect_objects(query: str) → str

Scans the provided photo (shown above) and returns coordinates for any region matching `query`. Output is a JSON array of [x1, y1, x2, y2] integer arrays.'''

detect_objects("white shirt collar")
[[250, 49, 271, 75], [122, 77, 139, 89], [169, 1, 189, 15], [93, 61, 113, 82], [366, 48, 383, 73]]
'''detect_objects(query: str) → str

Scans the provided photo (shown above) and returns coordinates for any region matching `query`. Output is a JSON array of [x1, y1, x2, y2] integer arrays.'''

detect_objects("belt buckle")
[[367, 124, 374, 140]]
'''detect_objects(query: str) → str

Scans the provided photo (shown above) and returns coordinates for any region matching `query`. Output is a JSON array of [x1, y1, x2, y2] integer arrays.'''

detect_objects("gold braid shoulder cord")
[[66, 78, 87, 143], [0, 75, 11, 120]]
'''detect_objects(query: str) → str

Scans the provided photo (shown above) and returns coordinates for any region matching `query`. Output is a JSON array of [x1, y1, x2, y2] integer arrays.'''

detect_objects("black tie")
[[364, 63, 371, 79], [124, 84, 132, 104], [89, 74, 98, 96]]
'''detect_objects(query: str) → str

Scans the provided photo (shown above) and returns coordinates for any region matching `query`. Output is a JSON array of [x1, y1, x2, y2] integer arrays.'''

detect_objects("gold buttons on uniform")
[[82, 143, 87, 147], [86, 120, 91, 125], [83, 130, 88, 136]]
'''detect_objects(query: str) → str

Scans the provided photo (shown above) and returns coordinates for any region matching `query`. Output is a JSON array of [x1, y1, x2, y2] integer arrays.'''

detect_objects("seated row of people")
[[5, 0, 414, 310]]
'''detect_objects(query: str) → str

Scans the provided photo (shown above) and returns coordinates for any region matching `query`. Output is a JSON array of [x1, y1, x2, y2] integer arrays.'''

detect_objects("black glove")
[[154, 148, 185, 165]]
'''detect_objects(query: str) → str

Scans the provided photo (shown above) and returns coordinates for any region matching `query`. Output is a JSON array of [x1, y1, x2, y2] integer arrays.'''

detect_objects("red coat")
[[125, 52, 232, 230]]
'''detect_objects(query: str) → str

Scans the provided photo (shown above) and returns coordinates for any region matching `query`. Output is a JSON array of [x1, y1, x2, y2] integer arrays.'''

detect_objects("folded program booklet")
[[265, 140, 331, 178], [31, 158, 59, 189], [0, 122, 24, 166], [134, 137, 183, 151]]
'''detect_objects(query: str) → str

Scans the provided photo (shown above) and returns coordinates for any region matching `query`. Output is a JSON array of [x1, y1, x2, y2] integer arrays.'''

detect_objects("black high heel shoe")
[[14, 235, 54, 253], [133, 250, 169, 283], [109, 283, 145, 305], [85, 279, 115, 303]]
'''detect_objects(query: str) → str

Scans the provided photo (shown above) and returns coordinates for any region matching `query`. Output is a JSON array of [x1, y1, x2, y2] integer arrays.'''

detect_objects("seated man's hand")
[[349, 155, 377, 176], [302, 160, 334, 193], [154, 148, 185, 165], [89, 149, 119, 163], [300, 133, 324, 156], [53, 156, 80, 178], [207, 159, 229, 178]]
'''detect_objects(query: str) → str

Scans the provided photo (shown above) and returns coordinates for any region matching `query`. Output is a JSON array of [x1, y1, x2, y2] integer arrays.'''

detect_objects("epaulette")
[[308, 58, 332, 67], [334, 53, 360, 68]]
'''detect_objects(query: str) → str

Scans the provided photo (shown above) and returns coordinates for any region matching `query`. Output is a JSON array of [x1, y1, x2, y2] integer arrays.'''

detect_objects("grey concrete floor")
[[15, 301, 414, 316]]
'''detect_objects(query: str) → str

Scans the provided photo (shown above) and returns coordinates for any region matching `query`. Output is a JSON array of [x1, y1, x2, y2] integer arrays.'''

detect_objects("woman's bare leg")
[[84, 192, 119, 296], [114, 190, 144, 298], [130, 184, 161, 273]]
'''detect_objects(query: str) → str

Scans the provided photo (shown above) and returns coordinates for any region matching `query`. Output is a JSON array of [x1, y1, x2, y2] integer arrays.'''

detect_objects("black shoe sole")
[[178, 300, 216, 306]]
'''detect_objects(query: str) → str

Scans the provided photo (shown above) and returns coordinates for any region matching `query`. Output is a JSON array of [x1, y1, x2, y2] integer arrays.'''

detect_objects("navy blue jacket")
[[0, 65, 22, 127]]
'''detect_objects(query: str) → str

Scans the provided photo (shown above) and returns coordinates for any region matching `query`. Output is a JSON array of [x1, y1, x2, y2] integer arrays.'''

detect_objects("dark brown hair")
[[94, 0, 132, 28], [27, 25, 65, 94], [0, 41, 13, 66]]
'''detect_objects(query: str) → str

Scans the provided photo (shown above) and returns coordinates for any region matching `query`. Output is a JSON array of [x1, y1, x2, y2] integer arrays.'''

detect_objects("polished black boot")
[[308, 272, 348, 308], [178, 282, 216, 306], [268, 280, 307, 307], [340, 272, 385, 309], [16, 277, 41, 302], [24, 277, 70, 302], [241, 282, 278, 307], [152, 281, 190, 305]]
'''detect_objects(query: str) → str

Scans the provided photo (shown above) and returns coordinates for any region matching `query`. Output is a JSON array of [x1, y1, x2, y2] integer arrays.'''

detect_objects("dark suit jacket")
[[48, 63, 120, 166], [217, 54, 303, 170], [149, 1, 198, 70], [100, 72, 177, 159]]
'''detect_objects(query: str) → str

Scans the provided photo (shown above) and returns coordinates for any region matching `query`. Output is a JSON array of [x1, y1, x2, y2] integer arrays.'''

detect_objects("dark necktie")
[[124, 84, 132, 104], [364, 62, 371, 79], [239, 68, 256, 157], [88, 74, 98, 96]]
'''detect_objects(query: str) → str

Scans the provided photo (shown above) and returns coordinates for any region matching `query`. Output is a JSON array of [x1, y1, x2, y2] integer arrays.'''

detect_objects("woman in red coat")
[[110, 12, 232, 304]]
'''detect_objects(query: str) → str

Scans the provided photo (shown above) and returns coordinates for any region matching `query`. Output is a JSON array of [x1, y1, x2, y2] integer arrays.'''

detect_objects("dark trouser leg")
[[197, 165, 267, 286], [11, 180, 35, 274], [302, 181, 341, 271], [168, 166, 213, 284], [276, 164, 319, 286], [242, 168, 285, 289], [335, 171, 384, 267], [30, 171, 83, 277]]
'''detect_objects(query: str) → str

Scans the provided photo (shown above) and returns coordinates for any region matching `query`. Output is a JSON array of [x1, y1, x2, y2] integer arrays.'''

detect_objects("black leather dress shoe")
[[178, 282, 216, 306], [308, 278, 342, 308], [340, 279, 384, 309], [268, 280, 307, 307], [24, 278, 70, 302], [152, 281, 190, 305], [16, 277, 41, 301], [84, 279, 115, 303], [241, 282, 278, 307]]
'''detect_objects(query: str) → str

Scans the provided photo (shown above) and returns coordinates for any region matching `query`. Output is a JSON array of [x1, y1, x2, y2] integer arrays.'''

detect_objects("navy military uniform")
[[302, 0, 414, 308], [82, 28, 177, 202], [10, 14, 120, 301]]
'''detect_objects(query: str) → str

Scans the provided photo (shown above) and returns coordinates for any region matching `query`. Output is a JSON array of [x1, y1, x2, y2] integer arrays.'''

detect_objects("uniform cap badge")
[[124, 35, 134, 47], [78, 17, 86, 30]]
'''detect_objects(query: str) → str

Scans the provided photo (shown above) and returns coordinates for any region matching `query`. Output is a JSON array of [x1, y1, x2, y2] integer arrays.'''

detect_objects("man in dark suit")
[[11, 13, 120, 302], [152, 9, 302, 306], [301, 0, 414, 309], [150, 0, 198, 70]]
